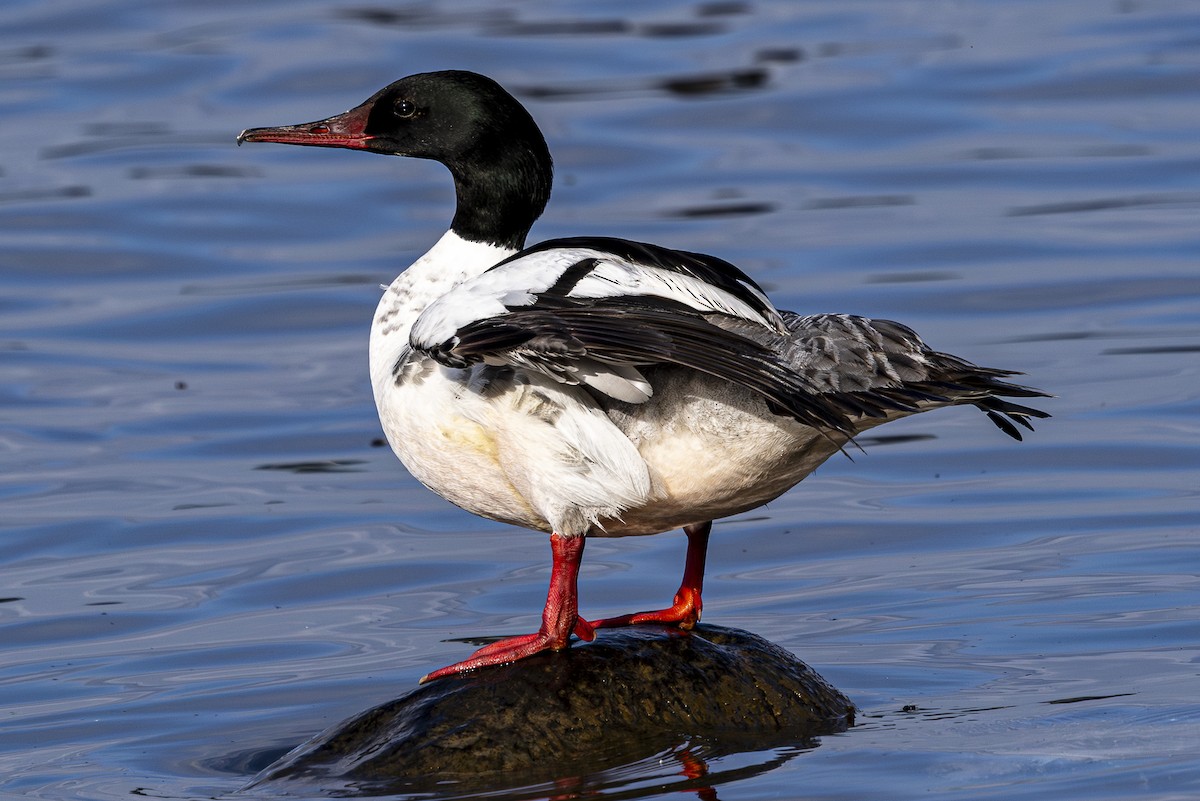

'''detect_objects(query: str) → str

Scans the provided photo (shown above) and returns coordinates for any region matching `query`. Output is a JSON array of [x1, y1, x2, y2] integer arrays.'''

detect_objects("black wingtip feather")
[[973, 386, 1051, 440]]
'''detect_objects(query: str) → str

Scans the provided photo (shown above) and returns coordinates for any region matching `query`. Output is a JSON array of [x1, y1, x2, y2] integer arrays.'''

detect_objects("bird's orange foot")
[[589, 585, 702, 631], [420, 616, 595, 683]]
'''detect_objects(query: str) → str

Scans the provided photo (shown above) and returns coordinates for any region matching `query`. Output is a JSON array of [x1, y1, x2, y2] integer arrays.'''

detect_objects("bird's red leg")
[[590, 520, 711, 630], [420, 532, 595, 683]]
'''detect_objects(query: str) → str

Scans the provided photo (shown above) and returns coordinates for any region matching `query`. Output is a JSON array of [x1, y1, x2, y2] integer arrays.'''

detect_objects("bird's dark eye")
[[394, 99, 417, 119]]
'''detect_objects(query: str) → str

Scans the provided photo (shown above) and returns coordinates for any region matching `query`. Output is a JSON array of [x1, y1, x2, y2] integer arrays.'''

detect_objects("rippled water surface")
[[2, 1, 1198, 799]]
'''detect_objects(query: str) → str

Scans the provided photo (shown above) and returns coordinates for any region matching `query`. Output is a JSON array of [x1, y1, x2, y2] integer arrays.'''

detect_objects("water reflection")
[[246, 741, 810, 801], [1006, 192, 1200, 216], [238, 740, 809, 801]]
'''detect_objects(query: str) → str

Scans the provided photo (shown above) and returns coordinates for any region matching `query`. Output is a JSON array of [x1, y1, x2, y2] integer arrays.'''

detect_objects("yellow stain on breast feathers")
[[437, 417, 501, 463], [426, 416, 544, 527]]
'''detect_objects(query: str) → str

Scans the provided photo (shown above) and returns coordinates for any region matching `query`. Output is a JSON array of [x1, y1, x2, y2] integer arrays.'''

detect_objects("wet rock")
[[249, 624, 853, 796]]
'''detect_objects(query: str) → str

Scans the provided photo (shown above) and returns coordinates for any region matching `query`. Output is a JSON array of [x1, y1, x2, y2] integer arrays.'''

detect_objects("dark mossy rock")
[[248, 624, 853, 796]]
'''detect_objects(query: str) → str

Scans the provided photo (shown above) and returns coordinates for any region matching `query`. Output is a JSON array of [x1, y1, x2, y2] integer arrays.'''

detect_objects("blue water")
[[2, 1, 1198, 798]]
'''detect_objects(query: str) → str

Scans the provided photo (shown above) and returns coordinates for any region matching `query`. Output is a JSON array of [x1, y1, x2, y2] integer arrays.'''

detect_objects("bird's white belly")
[[373, 356, 849, 539], [601, 378, 848, 535], [374, 352, 664, 536], [375, 368, 547, 532]]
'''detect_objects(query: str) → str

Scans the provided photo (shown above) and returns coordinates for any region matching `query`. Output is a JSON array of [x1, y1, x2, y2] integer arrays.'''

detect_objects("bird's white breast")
[[369, 232, 656, 536]]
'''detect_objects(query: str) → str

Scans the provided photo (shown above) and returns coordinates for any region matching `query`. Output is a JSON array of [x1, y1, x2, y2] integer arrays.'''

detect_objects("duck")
[[238, 70, 1048, 683]]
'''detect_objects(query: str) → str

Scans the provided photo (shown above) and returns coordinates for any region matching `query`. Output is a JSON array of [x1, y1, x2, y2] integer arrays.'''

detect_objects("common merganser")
[[238, 70, 1048, 683]]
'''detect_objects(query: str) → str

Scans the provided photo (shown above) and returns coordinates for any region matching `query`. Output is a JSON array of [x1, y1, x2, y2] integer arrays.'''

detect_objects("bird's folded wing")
[[414, 292, 855, 433], [409, 237, 788, 355]]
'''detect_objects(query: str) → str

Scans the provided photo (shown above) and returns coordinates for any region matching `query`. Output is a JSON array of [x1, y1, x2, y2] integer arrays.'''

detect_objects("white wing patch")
[[409, 248, 588, 349], [568, 259, 780, 329], [410, 245, 782, 352]]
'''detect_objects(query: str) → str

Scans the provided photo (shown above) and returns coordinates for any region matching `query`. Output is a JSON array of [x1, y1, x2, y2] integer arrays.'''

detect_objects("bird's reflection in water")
[[536, 741, 811, 801]]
